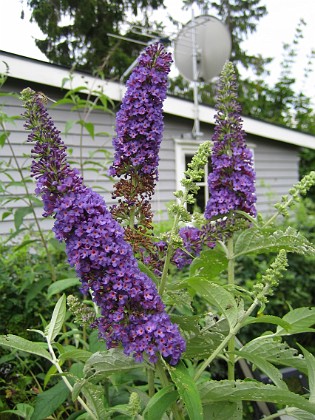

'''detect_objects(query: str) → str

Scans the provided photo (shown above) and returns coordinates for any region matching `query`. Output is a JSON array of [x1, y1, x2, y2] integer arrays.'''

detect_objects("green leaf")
[[235, 350, 288, 390], [276, 307, 315, 336], [26, 277, 51, 307], [143, 385, 178, 420], [64, 119, 77, 135], [43, 364, 58, 388], [203, 401, 242, 420], [282, 408, 315, 419], [1, 403, 34, 419], [47, 278, 81, 298], [138, 260, 159, 285], [168, 361, 203, 420], [188, 279, 239, 328], [185, 331, 226, 359], [169, 314, 202, 336], [31, 380, 69, 420], [234, 226, 315, 258], [14, 206, 33, 230], [199, 380, 315, 414], [46, 294, 67, 343], [298, 345, 315, 403], [242, 315, 291, 331], [59, 349, 93, 364], [83, 349, 139, 380], [0, 131, 9, 147], [189, 245, 227, 278], [78, 120, 95, 139], [241, 338, 307, 375], [13, 239, 41, 252], [80, 382, 107, 419], [0, 335, 52, 361]]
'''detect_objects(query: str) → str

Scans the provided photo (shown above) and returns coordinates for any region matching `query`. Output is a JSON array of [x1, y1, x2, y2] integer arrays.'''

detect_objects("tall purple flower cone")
[[109, 42, 171, 185], [204, 62, 256, 222], [21, 88, 185, 365], [109, 43, 172, 230]]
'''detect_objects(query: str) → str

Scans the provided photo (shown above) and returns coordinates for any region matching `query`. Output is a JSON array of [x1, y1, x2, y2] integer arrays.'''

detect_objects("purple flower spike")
[[204, 62, 257, 222], [109, 43, 172, 232], [109, 42, 172, 183], [21, 88, 185, 365]]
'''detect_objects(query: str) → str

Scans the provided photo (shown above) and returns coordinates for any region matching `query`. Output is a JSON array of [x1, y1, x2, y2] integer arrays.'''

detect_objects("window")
[[175, 139, 211, 213], [175, 138, 255, 213]]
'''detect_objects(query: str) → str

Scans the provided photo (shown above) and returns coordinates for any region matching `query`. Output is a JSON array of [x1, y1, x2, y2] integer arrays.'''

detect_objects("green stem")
[[263, 195, 295, 227], [158, 213, 180, 296], [227, 237, 235, 381], [194, 285, 269, 382], [147, 367, 155, 398], [261, 407, 296, 420], [47, 341, 98, 420]]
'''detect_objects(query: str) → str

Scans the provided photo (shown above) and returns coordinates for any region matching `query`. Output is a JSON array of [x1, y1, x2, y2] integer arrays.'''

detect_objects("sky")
[[0, 0, 314, 100]]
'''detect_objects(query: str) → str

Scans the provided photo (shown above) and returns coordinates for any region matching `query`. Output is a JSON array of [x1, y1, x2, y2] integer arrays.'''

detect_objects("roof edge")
[[1, 51, 315, 150]]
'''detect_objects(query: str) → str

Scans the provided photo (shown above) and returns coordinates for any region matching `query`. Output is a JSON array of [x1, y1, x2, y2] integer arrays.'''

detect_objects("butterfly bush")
[[172, 62, 257, 269], [204, 62, 257, 222], [20, 47, 186, 365]]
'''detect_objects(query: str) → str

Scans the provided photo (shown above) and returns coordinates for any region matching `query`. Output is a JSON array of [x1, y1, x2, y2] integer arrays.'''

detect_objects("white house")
[[1, 50, 315, 234]]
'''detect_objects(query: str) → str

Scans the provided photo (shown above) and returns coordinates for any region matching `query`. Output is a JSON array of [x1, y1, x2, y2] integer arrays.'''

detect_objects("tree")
[[24, 0, 166, 77]]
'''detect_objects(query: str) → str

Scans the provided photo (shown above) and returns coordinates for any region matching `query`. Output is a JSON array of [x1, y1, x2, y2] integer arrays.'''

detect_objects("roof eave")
[[1, 51, 315, 150]]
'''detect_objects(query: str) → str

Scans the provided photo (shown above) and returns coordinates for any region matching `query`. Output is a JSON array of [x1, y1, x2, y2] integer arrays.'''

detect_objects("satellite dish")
[[174, 15, 232, 83]]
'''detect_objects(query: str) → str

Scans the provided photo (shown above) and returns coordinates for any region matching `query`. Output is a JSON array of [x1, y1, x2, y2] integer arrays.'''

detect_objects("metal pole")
[[191, 9, 203, 138]]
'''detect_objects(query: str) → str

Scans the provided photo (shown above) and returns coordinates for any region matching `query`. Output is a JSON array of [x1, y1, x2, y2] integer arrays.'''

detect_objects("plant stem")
[[194, 284, 269, 382], [147, 367, 155, 398], [227, 237, 235, 381], [47, 340, 98, 420], [158, 213, 180, 296]]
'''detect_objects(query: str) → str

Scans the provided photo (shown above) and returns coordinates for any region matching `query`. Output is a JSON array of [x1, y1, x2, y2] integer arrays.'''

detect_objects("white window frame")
[[174, 138, 255, 212]]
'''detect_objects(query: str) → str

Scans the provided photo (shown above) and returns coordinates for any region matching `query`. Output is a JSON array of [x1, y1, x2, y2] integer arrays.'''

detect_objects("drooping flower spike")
[[204, 62, 257, 223], [21, 86, 185, 366]]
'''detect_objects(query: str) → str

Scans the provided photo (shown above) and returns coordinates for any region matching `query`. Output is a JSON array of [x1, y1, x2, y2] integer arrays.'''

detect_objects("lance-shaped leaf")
[[0, 334, 52, 361], [46, 294, 67, 344], [80, 382, 108, 419], [199, 380, 315, 414], [31, 380, 69, 420], [298, 345, 315, 404], [234, 226, 315, 258], [276, 307, 315, 336], [143, 385, 178, 420], [235, 350, 288, 390], [83, 349, 139, 381], [188, 280, 240, 329], [47, 278, 81, 298], [168, 361, 203, 420], [241, 337, 307, 375], [242, 315, 290, 331]]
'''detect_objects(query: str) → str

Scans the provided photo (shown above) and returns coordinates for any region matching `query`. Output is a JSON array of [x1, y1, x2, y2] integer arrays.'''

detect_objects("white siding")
[[0, 80, 301, 234]]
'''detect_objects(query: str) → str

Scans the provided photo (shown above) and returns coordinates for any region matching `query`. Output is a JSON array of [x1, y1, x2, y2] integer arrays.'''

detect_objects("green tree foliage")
[[25, 0, 166, 76]]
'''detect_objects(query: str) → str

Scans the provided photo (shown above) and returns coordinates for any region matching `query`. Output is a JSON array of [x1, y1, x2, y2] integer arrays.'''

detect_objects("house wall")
[[0, 78, 300, 235]]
